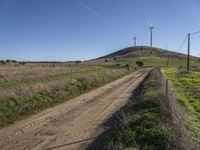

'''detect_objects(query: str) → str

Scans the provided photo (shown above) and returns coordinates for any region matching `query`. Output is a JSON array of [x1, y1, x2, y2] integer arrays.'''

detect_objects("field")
[[162, 67, 200, 143], [0, 61, 134, 128]]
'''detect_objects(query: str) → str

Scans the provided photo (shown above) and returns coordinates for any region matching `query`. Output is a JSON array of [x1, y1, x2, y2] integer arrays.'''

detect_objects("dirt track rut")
[[0, 68, 151, 150]]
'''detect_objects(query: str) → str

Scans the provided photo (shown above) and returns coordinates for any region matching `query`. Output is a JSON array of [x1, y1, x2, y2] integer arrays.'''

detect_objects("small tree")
[[136, 61, 144, 67], [105, 59, 108, 62], [113, 57, 117, 61]]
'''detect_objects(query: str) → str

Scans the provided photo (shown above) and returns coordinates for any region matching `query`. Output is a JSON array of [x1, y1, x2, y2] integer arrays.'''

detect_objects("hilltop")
[[100, 46, 187, 60]]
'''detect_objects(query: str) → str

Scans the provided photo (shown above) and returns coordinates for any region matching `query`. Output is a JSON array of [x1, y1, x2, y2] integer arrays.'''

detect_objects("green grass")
[[0, 68, 130, 128], [162, 67, 200, 143], [101, 70, 169, 150], [106, 56, 199, 69]]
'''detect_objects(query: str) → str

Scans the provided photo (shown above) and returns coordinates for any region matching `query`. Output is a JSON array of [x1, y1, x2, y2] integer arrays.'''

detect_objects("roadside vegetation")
[[162, 67, 200, 143], [0, 64, 132, 128], [100, 70, 171, 150]]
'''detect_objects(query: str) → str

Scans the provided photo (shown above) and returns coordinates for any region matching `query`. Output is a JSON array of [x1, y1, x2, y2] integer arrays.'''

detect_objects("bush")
[[19, 62, 26, 65], [0, 60, 5, 65], [75, 60, 82, 63], [136, 61, 144, 67]]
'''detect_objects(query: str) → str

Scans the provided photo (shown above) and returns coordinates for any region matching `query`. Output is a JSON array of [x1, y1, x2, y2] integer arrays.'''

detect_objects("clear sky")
[[0, 0, 200, 61]]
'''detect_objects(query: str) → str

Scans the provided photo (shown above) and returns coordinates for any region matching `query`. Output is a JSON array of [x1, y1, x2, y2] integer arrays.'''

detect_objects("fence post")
[[166, 79, 168, 100]]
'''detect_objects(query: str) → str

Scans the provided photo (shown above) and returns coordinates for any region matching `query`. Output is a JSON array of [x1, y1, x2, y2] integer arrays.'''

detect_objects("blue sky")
[[0, 0, 200, 61]]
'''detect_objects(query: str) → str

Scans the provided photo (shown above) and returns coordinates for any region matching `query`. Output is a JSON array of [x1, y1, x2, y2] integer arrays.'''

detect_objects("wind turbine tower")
[[148, 23, 154, 47], [133, 36, 137, 46]]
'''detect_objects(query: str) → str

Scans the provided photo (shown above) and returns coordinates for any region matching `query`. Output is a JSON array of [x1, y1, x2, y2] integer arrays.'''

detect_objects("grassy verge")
[[100, 70, 170, 150], [0, 68, 130, 128], [161, 67, 200, 143]]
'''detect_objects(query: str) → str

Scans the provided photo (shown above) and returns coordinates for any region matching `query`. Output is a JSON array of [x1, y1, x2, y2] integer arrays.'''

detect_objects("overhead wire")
[[191, 30, 200, 35], [178, 34, 188, 51]]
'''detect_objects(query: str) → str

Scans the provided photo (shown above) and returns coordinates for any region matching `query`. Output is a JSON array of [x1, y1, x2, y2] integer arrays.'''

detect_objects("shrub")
[[136, 61, 144, 67], [75, 60, 82, 63], [115, 64, 121, 67], [19, 62, 26, 65], [0, 60, 5, 65]]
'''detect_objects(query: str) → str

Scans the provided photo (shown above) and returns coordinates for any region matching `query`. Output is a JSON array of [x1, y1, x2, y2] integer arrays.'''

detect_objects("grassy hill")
[[90, 46, 199, 68], [100, 46, 187, 59]]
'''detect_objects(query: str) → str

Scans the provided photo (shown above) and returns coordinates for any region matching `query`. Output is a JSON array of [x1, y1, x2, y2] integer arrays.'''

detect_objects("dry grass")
[[0, 65, 90, 81], [0, 63, 107, 100]]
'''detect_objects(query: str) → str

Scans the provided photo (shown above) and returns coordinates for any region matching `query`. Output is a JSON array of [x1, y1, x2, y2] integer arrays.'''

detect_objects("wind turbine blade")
[[147, 21, 150, 27], [147, 20, 153, 27]]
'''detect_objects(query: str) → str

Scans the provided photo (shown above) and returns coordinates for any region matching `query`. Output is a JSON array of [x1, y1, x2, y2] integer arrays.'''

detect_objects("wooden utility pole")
[[198, 53, 200, 62], [187, 33, 190, 72]]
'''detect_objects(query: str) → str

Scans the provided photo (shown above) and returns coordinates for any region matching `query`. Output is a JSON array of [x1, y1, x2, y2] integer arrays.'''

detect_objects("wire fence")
[[155, 69, 200, 150]]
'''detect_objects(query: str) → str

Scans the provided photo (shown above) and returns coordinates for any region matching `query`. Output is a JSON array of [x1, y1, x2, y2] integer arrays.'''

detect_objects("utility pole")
[[198, 53, 200, 62], [149, 26, 154, 47], [133, 36, 137, 46], [187, 33, 190, 72]]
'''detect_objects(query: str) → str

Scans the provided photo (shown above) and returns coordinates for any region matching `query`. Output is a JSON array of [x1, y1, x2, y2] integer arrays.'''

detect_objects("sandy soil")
[[0, 68, 151, 150]]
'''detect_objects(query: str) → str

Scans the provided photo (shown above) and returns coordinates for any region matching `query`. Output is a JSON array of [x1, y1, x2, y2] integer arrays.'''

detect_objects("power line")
[[191, 30, 200, 35], [178, 35, 187, 51]]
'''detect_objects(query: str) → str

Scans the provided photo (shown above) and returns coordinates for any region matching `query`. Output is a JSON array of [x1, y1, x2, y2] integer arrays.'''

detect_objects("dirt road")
[[0, 68, 151, 150]]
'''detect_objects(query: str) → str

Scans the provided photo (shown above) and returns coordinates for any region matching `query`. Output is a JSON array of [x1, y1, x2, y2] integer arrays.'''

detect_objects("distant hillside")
[[100, 46, 187, 60]]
